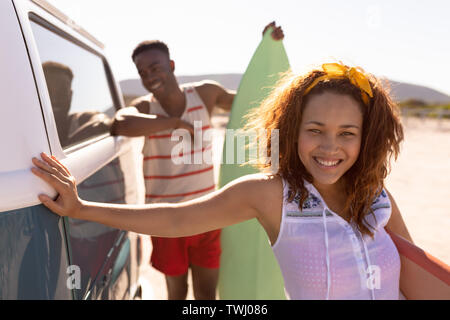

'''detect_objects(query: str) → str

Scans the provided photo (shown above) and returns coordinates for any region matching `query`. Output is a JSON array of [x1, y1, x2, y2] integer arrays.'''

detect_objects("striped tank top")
[[142, 84, 215, 204], [272, 179, 401, 300]]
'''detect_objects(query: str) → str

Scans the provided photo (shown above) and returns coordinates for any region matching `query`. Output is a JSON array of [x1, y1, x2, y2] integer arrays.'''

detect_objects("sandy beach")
[[385, 117, 450, 265], [140, 115, 450, 300]]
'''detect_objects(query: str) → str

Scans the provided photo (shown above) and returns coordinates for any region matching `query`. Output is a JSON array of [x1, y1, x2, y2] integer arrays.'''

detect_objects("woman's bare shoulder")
[[226, 173, 283, 208], [228, 173, 282, 188]]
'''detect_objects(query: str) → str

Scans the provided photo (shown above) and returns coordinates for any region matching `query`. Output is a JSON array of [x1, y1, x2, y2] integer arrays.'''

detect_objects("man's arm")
[[110, 109, 193, 137], [129, 97, 151, 114], [195, 80, 236, 114], [110, 99, 194, 136]]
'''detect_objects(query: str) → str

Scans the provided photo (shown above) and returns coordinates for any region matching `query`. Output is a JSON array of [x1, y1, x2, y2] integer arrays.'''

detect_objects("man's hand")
[[262, 21, 284, 41], [174, 117, 195, 136], [31, 152, 83, 218]]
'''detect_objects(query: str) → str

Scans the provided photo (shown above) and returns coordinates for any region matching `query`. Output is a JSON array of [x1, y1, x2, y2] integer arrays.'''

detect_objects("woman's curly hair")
[[244, 66, 403, 236]]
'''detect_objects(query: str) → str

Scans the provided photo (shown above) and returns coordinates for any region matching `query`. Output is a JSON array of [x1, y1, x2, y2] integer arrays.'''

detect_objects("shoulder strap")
[[185, 83, 209, 110]]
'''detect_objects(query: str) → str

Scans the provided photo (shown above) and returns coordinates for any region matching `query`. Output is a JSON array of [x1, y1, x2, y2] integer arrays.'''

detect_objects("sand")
[[384, 117, 450, 265]]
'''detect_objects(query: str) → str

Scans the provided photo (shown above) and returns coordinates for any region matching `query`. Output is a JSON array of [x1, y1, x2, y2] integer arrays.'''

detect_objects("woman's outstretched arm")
[[31, 152, 262, 237]]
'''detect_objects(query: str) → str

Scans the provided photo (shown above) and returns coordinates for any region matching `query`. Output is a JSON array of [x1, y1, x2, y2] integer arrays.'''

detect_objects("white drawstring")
[[359, 230, 376, 300], [322, 208, 331, 300]]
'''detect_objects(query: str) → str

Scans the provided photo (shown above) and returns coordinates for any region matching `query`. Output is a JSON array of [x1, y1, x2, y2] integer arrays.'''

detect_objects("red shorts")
[[150, 229, 221, 276]]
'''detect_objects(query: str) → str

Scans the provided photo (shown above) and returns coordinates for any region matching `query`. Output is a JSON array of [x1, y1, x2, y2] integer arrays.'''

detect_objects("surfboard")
[[385, 230, 450, 300], [217, 28, 290, 299]]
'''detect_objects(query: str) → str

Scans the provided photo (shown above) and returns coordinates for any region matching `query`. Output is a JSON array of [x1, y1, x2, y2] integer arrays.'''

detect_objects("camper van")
[[0, 0, 147, 299]]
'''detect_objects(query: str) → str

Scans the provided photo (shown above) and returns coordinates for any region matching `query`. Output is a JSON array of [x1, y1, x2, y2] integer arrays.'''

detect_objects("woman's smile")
[[313, 156, 343, 168]]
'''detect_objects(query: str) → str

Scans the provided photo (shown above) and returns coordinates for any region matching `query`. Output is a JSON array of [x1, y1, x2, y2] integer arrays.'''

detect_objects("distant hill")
[[120, 74, 450, 104], [386, 80, 450, 104], [120, 74, 242, 98]]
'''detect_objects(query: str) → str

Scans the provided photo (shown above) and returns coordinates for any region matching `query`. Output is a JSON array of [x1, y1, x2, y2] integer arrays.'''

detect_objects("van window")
[[30, 19, 116, 149]]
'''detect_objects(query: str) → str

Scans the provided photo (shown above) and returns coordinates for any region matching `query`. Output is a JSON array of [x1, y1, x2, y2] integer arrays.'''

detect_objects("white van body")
[[0, 0, 147, 299]]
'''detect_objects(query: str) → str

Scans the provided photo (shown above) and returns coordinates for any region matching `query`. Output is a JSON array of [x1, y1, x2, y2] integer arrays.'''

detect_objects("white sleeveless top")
[[142, 84, 215, 204], [272, 179, 401, 300]]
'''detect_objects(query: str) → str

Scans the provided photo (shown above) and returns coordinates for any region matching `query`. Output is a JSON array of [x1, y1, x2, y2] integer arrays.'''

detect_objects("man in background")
[[110, 21, 284, 300]]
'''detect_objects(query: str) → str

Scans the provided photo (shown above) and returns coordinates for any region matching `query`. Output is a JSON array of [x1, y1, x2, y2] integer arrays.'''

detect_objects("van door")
[[0, 0, 74, 300], [22, 6, 144, 299]]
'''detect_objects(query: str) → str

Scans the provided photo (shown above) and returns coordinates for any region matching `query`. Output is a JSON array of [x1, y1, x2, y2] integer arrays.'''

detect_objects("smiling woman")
[[245, 64, 404, 237], [31, 61, 428, 299]]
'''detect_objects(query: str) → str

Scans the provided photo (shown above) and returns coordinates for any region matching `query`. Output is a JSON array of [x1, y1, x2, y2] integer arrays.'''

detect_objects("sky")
[[47, 0, 450, 95]]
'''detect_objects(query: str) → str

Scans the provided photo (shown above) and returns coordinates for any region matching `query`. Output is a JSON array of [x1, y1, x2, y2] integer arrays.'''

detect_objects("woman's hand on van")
[[31, 152, 83, 218]]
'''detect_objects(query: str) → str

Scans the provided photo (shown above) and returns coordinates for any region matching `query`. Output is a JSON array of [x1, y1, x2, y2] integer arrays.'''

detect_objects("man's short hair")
[[131, 40, 170, 62]]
